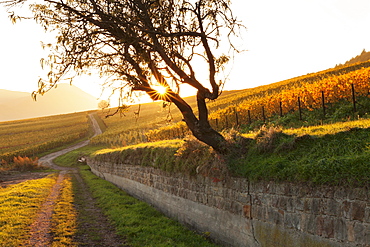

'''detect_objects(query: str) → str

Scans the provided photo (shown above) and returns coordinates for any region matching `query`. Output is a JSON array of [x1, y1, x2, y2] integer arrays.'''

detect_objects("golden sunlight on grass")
[[0, 175, 57, 246], [241, 118, 370, 139], [51, 174, 77, 246]]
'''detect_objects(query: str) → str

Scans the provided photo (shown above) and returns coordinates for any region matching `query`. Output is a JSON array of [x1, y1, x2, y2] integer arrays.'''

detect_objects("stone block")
[[243, 204, 251, 219], [347, 221, 355, 242], [349, 188, 368, 201], [267, 207, 284, 225], [354, 222, 366, 245], [311, 198, 322, 215], [283, 183, 294, 196], [294, 197, 304, 212], [302, 214, 316, 234], [341, 200, 351, 219], [252, 205, 266, 221], [277, 196, 288, 211], [270, 194, 279, 208], [324, 199, 339, 216], [334, 218, 347, 241], [334, 187, 349, 200], [365, 206, 370, 223], [316, 216, 334, 238], [351, 201, 366, 221], [286, 197, 295, 213], [284, 212, 300, 230], [237, 193, 250, 204], [253, 195, 263, 206], [303, 198, 312, 213]]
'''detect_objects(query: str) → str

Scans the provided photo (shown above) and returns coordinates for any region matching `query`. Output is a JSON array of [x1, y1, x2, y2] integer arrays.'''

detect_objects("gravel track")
[[23, 113, 126, 246]]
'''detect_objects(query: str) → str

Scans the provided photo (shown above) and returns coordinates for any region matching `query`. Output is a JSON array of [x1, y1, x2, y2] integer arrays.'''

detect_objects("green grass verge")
[[79, 165, 218, 246], [92, 119, 370, 187], [55, 148, 218, 246], [53, 145, 108, 168], [0, 175, 58, 246], [233, 122, 370, 187]]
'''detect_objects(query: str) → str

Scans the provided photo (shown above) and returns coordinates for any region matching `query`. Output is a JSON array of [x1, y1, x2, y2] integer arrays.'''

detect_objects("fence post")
[[298, 97, 302, 120], [262, 106, 266, 122], [351, 83, 357, 112], [234, 107, 239, 126], [321, 91, 326, 119], [279, 101, 283, 117]]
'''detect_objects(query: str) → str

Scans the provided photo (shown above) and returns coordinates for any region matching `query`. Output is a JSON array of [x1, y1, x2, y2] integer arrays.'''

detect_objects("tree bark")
[[167, 90, 229, 155]]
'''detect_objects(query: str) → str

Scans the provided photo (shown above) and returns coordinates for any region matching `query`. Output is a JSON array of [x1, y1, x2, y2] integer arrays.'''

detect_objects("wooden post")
[[234, 108, 239, 126], [279, 101, 283, 117], [262, 106, 266, 122], [248, 110, 252, 124], [351, 83, 357, 112], [321, 91, 326, 119], [298, 97, 302, 120]]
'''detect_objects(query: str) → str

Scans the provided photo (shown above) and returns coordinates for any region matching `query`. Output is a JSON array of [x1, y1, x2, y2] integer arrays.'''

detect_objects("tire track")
[[27, 113, 104, 246]]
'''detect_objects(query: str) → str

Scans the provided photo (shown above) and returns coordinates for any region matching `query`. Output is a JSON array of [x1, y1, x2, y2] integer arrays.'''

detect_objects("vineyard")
[[146, 61, 370, 142], [86, 60, 370, 146], [0, 112, 91, 163], [91, 101, 186, 147]]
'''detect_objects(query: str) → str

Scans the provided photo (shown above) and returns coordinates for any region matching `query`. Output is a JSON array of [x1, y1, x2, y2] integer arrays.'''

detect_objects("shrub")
[[12, 156, 42, 172]]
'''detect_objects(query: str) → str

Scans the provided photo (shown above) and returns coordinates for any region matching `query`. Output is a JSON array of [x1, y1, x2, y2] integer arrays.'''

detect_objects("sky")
[[1, 0, 370, 102]]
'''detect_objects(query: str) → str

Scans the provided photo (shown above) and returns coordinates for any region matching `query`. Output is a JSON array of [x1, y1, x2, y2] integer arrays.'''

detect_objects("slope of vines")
[[0, 112, 91, 162], [147, 61, 370, 141]]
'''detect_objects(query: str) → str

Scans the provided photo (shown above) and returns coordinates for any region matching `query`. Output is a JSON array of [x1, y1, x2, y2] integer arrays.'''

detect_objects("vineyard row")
[[147, 67, 370, 142]]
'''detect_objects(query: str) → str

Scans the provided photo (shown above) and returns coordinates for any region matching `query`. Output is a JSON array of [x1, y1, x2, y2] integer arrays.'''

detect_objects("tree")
[[3, 0, 244, 154], [98, 100, 110, 109]]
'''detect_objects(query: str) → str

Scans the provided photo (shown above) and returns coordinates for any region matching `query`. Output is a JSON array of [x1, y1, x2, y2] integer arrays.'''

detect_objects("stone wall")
[[88, 160, 369, 247]]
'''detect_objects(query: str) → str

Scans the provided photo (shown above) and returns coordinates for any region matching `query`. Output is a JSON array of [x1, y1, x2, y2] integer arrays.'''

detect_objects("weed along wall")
[[87, 160, 369, 247]]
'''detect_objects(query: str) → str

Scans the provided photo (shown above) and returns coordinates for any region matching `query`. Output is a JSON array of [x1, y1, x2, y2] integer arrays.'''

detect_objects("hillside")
[[0, 84, 98, 121], [92, 60, 370, 147], [336, 49, 370, 67]]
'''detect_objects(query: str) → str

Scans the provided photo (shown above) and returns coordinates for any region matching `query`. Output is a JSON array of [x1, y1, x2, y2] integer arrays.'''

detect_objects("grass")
[[54, 148, 219, 247], [0, 175, 58, 247], [53, 145, 108, 168], [51, 174, 78, 247], [91, 118, 370, 187], [92, 138, 220, 176], [78, 165, 218, 247], [231, 121, 370, 187]]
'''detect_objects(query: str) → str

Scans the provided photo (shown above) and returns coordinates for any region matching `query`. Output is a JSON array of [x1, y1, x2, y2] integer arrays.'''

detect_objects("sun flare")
[[153, 85, 168, 96]]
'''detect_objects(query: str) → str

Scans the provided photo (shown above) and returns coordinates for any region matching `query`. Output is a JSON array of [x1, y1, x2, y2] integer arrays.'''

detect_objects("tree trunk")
[[189, 120, 229, 155], [170, 91, 229, 155], [144, 87, 229, 154]]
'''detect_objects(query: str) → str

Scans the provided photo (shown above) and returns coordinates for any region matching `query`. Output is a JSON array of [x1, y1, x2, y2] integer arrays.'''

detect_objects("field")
[[0, 112, 91, 163], [92, 60, 370, 145]]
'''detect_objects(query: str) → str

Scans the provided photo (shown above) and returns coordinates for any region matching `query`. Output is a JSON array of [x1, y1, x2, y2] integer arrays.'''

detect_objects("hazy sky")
[[1, 0, 370, 100]]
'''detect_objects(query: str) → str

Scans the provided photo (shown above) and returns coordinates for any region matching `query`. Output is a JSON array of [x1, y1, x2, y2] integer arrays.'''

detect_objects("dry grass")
[[0, 175, 58, 246]]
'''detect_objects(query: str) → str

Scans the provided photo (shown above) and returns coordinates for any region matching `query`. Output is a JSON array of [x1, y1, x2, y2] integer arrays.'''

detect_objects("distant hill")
[[0, 84, 98, 122], [336, 49, 370, 67]]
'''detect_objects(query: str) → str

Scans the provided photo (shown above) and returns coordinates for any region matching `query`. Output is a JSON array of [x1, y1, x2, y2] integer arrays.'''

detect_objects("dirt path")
[[28, 171, 68, 246], [22, 113, 127, 246], [71, 170, 127, 246]]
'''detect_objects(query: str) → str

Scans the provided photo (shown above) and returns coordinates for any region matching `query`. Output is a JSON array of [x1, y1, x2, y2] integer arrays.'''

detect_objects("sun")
[[153, 85, 168, 96]]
